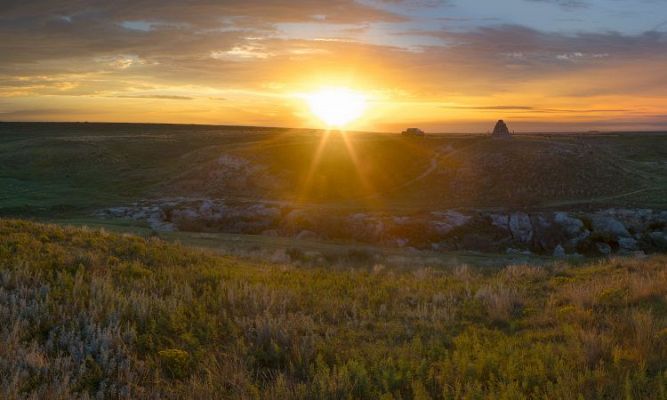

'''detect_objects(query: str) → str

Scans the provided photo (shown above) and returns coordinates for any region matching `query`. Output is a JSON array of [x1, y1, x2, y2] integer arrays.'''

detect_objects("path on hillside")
[[356, 140, 485, 202]]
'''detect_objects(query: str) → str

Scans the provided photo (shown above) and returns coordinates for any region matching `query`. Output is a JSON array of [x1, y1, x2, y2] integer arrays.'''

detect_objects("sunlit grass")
[[2, 219, 667, 398]]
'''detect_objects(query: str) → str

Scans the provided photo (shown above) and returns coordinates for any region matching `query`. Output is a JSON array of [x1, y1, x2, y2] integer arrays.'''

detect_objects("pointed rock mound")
[[492, 120, 512, 139]]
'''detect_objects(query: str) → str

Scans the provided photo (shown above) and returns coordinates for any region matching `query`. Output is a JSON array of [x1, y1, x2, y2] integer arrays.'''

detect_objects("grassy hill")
[[3, 219, 667, 398], [1, 122, 666, 220]]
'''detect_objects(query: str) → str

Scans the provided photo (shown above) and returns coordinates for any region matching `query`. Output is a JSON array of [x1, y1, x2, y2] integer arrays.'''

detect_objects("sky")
[[1, 0, 667, 132]]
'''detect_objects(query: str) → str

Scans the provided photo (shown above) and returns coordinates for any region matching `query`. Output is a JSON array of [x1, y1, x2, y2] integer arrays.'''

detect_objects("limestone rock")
[[592, 215, 630, 238], [649, 231, 667, 249], [618, 237, 639, 252], [509, 212, 533, 242], [431, 210, 471, 234], [554, 212, 584, 236], [553, 244, 566, 257], [490, 214, 509, 229], [595, 242, 612, 255]]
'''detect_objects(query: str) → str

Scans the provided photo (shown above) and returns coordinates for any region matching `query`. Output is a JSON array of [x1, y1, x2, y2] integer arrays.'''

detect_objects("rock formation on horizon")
[[491, 120, 512, 139]]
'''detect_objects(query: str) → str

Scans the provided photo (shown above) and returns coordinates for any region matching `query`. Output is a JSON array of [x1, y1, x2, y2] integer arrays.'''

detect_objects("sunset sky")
[[1, 0, 667, 132]]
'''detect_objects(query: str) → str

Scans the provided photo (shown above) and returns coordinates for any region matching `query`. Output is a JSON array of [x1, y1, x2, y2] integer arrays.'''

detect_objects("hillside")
[[3, 122, 666, 257], [2, 123, 666, 218], [3, 219, 667, 399]]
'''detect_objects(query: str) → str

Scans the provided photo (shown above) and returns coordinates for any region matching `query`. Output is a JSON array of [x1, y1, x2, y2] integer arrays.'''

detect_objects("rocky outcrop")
[[431, 210, 471, 234], [618, 237, 639, 252], [554, 212, 585, 236], [553, 244, 566, 257], [97, 202, 667, 257], [591, 215, 631, 238], [491, 120, 512, 139], [596, 242, 612, 255], [508, 212, 533, 242]]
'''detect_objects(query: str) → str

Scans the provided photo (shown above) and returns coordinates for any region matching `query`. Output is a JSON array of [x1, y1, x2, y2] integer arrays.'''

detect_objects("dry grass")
[[1, 219, 667, 399]]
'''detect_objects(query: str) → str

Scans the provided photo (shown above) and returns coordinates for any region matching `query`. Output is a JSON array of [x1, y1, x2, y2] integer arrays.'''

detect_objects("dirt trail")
[[357, 140, 485, 202]]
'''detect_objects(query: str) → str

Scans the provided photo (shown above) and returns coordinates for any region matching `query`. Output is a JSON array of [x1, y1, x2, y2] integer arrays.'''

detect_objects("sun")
[[305, 87, 367, 128]]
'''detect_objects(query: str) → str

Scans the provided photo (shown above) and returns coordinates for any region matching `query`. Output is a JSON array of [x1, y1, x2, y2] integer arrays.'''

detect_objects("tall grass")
[[1, 219, 667, 399]]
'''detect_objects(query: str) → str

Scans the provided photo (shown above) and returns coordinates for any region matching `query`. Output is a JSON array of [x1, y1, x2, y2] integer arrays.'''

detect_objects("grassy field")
[[2, 122, 666, 221], [45, 216, 554, 269], [2, 219, 667, 399]]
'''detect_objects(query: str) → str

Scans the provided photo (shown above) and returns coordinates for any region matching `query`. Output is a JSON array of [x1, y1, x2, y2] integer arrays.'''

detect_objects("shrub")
[[158, 349, 191, 379]]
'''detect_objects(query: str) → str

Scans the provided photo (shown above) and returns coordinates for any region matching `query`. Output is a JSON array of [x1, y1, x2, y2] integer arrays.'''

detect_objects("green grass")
[[43, 216, 555, 269], [2, 123, 666, 220], [2, 219, 667, 398]]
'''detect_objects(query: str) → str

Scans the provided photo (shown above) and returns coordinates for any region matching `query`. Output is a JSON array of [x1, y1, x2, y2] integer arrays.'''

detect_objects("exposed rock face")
[[553, 244, 566, 257], [347, 213, 385, 242], [592, 215, 631, 238], [554, 211, 590, 248], [554, 212, 584, 236], [508, 212, 533, 242], [431, 210, 471, 234], [618, 237, 639, 252], [649, 232, 667, 248], [97, 202, 667, 256], [491, 120, 512, 139], [596, 242, 612, 255], [490, 214, 509, 228]]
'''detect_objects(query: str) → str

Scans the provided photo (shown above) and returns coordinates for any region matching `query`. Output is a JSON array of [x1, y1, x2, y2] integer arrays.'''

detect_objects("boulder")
[[618, 237, 639, 252], [566, 230, 591, 249], [531, 214, 563, 250], [649, 231, 667, 249], [347, 213, 385, 242], [509, 212, 533, 242], [553, 244, 566, 258], [592, 215, 630, 238], [490, 214, 509, 229], [431, 210, 471, 234], [612, 209, 653, 232], [595, 242, 612, 255], [554, 212, 585, 236]]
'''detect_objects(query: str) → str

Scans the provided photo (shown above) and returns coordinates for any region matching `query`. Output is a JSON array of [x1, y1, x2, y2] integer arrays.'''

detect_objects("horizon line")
[[1, 120, 667, 135]]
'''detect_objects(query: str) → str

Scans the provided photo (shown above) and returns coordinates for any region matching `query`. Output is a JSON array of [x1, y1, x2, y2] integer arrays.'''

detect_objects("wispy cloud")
[[113, 95, 194, 100], [0, 0, 666, 130]]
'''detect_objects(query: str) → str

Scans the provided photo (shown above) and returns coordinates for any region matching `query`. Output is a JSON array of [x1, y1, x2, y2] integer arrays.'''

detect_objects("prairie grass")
[[2, 219, 667, 399]]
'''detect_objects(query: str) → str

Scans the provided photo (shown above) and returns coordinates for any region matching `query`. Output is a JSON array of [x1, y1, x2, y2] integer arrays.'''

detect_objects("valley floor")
[[2, 219, 667, 399]]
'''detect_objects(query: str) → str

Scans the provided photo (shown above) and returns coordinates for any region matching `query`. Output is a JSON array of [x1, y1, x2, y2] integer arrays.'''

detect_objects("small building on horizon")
[[402, 127, 425, 137]]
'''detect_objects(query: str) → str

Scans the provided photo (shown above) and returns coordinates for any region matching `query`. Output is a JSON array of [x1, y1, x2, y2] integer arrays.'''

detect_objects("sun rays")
[[304, 88, 367, 128]]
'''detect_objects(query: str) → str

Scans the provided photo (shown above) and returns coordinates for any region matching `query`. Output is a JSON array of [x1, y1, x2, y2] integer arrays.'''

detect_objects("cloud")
[[444, 105, 634, 114], [524, 0, 589, 10], [0, 1, 666, 129], [0, 0, 404, 27], [113, 95, 194, 100]]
